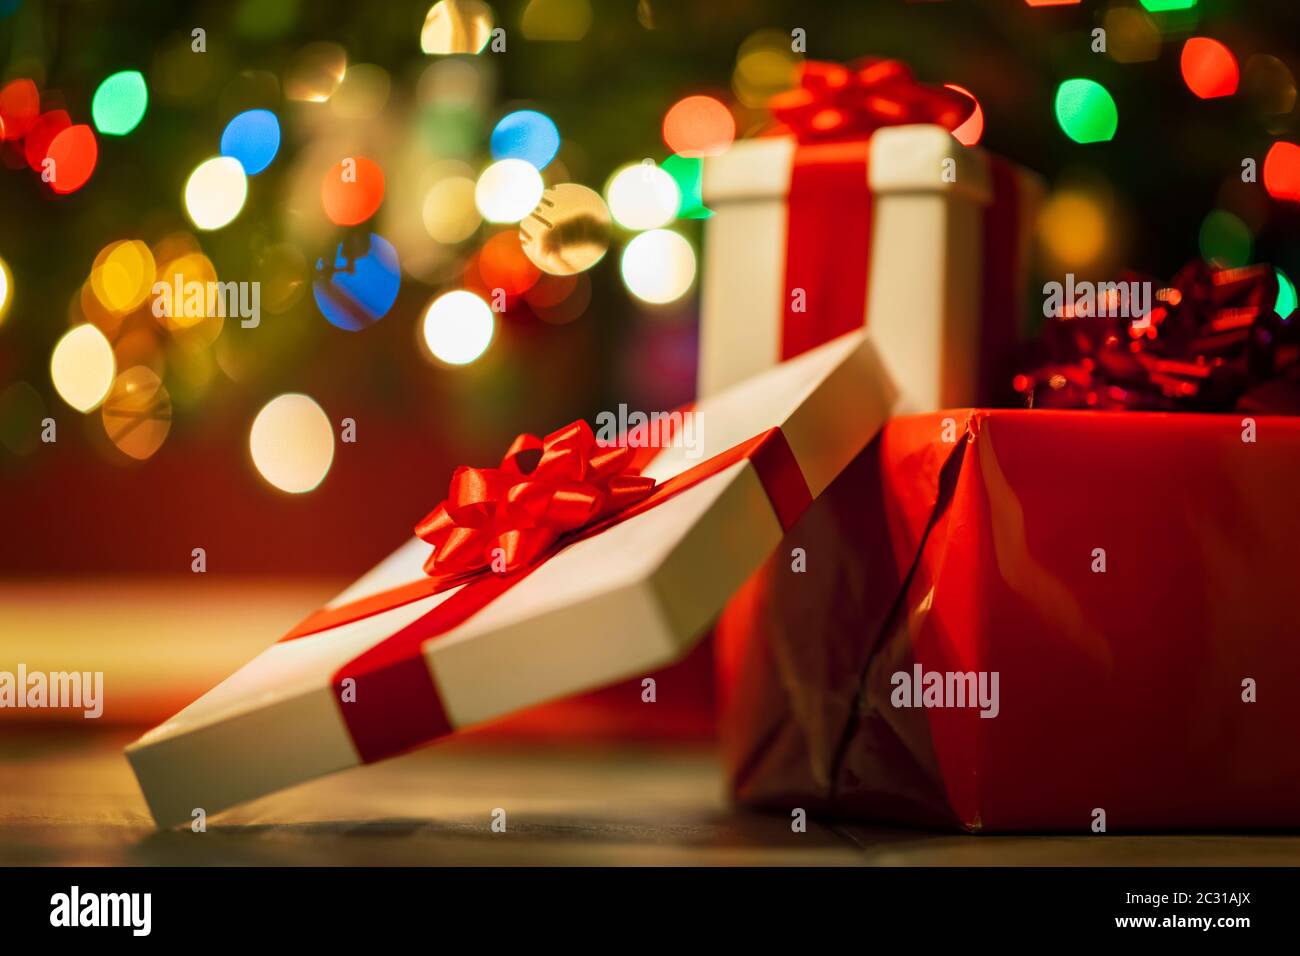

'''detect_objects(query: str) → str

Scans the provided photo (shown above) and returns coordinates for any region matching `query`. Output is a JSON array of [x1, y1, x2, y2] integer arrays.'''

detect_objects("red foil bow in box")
[[1017, 259, 1300, 413], [415, 420, 656, 577]]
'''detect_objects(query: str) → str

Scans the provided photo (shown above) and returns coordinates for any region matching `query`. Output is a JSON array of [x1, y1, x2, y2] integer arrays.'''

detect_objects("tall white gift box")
[[698, 62, 1041, 410]]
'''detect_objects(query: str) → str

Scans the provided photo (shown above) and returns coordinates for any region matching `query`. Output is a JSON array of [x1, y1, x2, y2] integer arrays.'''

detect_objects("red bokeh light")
[[1181, 38, 1239, 100], [478, 229, 541, 297], [662, 95, 735, 158], [24, 109, 71, 170], [321, 156, 385, 226], [0, 78, 40, 141], [44, 124, 98, 194], [1263, 141, 1300, 203]]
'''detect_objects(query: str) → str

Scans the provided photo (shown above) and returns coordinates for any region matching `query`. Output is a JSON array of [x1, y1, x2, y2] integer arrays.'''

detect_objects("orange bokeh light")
[[45, 124, 98, 195], [1181, 38, 1239, 100], [478, 229, 541, 297], [662, 95, 735, 158], [321, 156, 385, 226], [944, 84, 984, 146], [1263, 141, 1300, 203], [0, 78, 39, 141]]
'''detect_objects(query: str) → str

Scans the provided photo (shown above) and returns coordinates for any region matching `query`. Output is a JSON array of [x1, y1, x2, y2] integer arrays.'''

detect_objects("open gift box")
[[128, 329, 897, 827], [716, 408, 1300, 832]]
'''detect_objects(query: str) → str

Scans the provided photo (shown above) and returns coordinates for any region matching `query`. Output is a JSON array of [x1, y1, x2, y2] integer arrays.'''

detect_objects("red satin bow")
[[415, 420, 656, 577], [768, 58, 975, 143]]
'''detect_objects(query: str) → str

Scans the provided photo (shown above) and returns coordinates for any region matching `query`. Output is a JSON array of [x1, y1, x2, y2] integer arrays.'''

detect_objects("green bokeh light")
[[1140, 0, 1197, 12], [1054, 79, 1118, 144], [91, 70, 148, 136], [1275, 269, 1297, 320], [661, 154, 711, 219], [1197, 210, 1252, 269]]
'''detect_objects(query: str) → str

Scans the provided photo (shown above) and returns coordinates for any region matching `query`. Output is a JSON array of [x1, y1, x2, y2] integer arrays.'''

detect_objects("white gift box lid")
[[702, 124, 993, 206], [126, 329, 899, 827]]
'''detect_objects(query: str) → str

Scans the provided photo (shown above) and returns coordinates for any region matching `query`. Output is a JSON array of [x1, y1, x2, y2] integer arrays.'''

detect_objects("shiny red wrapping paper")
[[716, 409, 1300, 831]]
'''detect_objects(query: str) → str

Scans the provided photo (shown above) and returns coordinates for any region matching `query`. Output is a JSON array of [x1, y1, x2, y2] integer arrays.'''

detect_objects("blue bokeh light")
[[220, 109, 281, 176], [489, 110, 560, 171], [312, 233, 401, 331]]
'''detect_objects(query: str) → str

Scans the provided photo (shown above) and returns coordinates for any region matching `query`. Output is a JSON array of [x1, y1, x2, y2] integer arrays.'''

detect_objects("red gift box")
[[716, 408, 1300, 832]]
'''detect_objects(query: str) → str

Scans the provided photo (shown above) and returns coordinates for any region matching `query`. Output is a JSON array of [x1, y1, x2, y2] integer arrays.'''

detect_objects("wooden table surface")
[[3, 728, 1299, 866]]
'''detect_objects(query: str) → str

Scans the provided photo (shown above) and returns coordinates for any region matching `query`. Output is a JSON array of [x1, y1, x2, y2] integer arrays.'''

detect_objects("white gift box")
[[698, 124, 1041, 410], [127, 329, 899, 827]]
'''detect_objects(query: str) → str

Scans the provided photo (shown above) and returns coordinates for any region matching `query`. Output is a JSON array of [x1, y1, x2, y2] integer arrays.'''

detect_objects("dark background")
[[1, 0, 1297, 575]]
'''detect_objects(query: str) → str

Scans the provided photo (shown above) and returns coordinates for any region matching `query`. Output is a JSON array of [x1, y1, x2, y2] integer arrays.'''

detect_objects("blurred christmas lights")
[[1054, 79, 1118, 144], [1181, 39, 1239, 100], [490, 109, 560, 170], [184, 156, 248, 230], [51, 324, 115, 412], [285, 41, 347, 102], [421, 0, 494, 55], [422, 290, 495, 365], [1263, 141, 1300, 203], [91, 70, 148, 136], [101, 366, 172, 461], [606, 161, 681, 230], [249, 394, 335, 493], [944, 84, 984, 146], [313, 234, 401, 331], [620, 229, 696, 304], [220, 108, 281, 175], [662, 95, 735, 158], [1197, 209, 1252, 268], [519, 182, 611, 275], [321, 156, 385, 226], [476, 158, 545, 223], [45, 125, 98, 194], [423, 174, 482, 243], [0, 256, 11, 325], [1275, 270, 1297, 321]]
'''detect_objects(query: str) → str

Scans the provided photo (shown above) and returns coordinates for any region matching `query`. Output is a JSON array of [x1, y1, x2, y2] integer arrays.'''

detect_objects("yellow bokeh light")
[[421, 0, 494, 55], [90, 240, 156, 316], [475, 159, 544, 224], [101, 365, 172, 461], [329, 63, 391, 120], [1037, 190, 1110, 269], [422, 290, 494, 365], [520, 0, 591, 41], [733, 30, 801, 108], [0, 256, 12, 326], [285, 41, 348, 102], [51, 323, 116, 412], [249, 393, 335, 494], [605, 162, 681, 231], [423, 175, 481, 243], [620, 229, 696, 304], [184, 156, 248, 231]]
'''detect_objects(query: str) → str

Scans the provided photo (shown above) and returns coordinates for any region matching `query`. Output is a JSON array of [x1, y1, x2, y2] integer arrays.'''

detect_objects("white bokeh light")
[[605, 162, 680, 231], [422, 290, 495, 365], [620, 229, 696, 304], [249, 393, 335, 493], [184, 156, 248, 231], [50, 324, 116, 412], [475, 158, 544, 223]]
